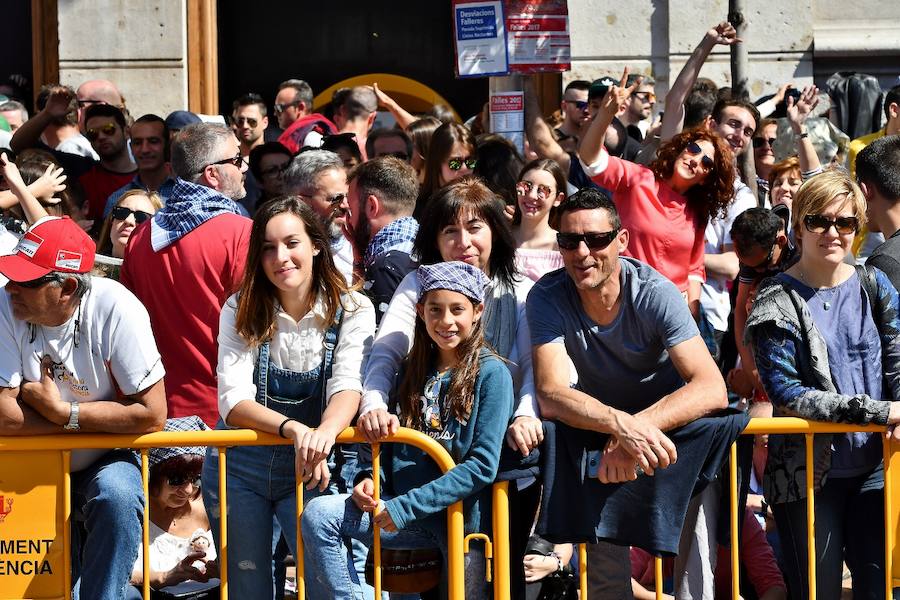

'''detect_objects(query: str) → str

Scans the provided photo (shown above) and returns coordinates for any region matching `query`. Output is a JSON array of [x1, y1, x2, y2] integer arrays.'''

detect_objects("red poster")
[[505, 0, 571, 74]]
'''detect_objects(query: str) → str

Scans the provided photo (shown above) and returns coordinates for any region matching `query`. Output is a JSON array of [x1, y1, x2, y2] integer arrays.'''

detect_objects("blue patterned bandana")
[[150, 178, 245, 251], [417, 261, 489, 304], [364, 216, 418, 267]]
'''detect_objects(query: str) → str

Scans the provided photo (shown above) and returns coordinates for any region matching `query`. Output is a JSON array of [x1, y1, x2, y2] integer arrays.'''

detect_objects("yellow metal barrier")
[[2, 417, 898, 600], [0, 428, 466, 600]]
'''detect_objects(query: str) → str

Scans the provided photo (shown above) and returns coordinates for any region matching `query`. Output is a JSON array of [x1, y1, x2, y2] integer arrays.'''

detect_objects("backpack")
[[277, 113, 337, 154], [825, 72, 885, 139]]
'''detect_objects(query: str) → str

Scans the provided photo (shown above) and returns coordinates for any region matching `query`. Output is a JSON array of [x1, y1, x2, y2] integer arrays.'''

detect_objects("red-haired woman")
[[579, 72, 736, 315]]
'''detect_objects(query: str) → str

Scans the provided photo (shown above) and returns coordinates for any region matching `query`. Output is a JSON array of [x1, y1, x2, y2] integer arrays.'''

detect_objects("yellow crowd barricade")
[[0, 428, 467, 600], [1, 417, 898, 600]]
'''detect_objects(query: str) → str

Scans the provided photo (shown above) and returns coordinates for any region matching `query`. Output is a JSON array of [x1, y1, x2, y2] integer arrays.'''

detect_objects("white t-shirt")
[[0, 277, 165, 470], [699, 180, 756, 332], [0, 225, 20, 288], [133, 524, 217, 575]]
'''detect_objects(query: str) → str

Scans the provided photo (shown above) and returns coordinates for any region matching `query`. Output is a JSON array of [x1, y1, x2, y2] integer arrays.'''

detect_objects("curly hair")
[[651, 129, 736, 223]]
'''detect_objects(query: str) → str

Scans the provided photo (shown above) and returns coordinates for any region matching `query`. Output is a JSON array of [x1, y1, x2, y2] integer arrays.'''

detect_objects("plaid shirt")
[[364, 216, 419, 267], [150, 178, 245, 251]]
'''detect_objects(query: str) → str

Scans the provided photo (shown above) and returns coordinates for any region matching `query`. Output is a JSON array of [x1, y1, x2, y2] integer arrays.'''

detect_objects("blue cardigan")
[[384, 351, 515, 535]]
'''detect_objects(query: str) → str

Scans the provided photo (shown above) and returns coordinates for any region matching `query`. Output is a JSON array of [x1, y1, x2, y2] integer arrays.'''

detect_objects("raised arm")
[[785, 85, 823, 175], [373, 83, 417, 131], [523, 76, 570, 171], [10, 87, 75, 154], [659, 22, 740, 142], [578, 68, 637, 167], [0, 153, 63, 222]]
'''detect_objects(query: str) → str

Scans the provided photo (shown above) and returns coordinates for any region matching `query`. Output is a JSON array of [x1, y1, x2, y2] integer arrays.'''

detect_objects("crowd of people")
[[1, 18, 900, 600]]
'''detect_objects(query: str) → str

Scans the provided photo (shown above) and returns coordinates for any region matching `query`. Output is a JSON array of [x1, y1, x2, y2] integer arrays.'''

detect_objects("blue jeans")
[[71, 450, 143, 600], [201, 443, 362, 599], [301, 494, 489, 600], [772, 464, 885, 600]]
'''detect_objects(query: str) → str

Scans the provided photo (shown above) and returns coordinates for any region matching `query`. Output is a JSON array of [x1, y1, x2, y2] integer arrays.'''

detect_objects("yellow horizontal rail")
[[3, 418, 897, 600], [0, 427, 464, 600]]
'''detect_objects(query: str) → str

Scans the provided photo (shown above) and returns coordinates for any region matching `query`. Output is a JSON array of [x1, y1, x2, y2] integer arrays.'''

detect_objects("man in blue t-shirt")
[[528, 188, 728, 598]]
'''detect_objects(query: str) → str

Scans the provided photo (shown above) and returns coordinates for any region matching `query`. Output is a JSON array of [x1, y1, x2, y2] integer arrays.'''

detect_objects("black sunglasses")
[[557, 230, 619, 251], [111, 206, 153, 223], [565, 100, 589, 111], [259, 161, 290, 178], [803, 214, 858, 235], [752, 137, 777, 149], [201, 152, 246, 173], [274, 100, 301, 114], [448, 156, 477, 171], [16, 273, 61, 289], [685, 142, 715, 172], [233, 116, 259, 128], [167, 474, 202, 487], [744, 243, 777, 272]]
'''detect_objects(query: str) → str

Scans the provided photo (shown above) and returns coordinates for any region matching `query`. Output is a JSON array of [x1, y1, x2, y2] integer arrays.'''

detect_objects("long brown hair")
[[417, 122, 477, 214], [651, 129, 735, 223], [235, 195, 350, 347], [397, 291, 487, 428]]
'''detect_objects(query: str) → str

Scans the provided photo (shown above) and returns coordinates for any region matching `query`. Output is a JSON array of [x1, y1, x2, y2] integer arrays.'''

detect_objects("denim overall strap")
[[316, 305, 344, 414], [254, 340, 271, 406]]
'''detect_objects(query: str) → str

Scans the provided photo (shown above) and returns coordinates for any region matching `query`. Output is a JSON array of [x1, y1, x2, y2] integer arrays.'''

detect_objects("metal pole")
[[728, 0, 759, 202]]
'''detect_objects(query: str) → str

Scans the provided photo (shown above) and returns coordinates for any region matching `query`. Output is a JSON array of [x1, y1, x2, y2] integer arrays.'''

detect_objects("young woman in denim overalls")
[[201, 197, 376, 598]]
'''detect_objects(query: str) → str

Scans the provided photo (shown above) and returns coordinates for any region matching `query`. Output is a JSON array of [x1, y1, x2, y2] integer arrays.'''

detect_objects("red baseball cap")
[[0, 217, 96, 282]]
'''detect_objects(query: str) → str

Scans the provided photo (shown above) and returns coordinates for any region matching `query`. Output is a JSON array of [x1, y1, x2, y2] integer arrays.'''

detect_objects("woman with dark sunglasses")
[[126, 416, 219, 600], [578, 70, 735, 316], [414, 121, 477, 218], [97, 189, 163, 258], [745, 170, 900, 600]]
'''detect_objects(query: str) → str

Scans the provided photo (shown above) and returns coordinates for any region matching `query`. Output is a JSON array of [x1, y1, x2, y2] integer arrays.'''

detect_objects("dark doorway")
[[0, 2, 34, 112], [217, 1, 489, 120]]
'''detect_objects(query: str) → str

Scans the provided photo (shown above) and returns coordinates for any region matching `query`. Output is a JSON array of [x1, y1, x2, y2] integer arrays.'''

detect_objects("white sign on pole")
[[453, 1, 509, 78]]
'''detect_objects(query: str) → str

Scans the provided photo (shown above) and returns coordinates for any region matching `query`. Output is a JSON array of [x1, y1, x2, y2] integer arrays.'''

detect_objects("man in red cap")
[[0, 215, 167, 599]]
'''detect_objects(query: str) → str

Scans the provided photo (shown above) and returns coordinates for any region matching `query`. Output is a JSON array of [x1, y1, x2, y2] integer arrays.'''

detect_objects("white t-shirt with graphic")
[[0, 276, 165, 470]]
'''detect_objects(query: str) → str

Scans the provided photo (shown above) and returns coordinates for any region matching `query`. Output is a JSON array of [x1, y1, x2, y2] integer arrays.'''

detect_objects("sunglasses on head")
[[565, 100, 589, 111], [85, 123, 118, 141], [803, 214, 859, 235], [234, 116, 259, 128], [16, 273, 61, 289], [557, 230, 619, 251], [111, 206, 153, 223], [167, 474, 202, 487], [685, 142, 715, 172], [516, 180, 553, 200], [448, 156, 477, 171], [752, 137, 777, 149]]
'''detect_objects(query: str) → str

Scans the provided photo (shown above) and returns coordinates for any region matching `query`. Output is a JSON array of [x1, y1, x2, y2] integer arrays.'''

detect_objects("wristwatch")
[[64, 401, 80, 431]]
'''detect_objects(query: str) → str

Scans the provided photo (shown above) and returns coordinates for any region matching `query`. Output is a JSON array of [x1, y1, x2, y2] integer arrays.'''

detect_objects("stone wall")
[[57, 0, 188, 119], [566, 0, 899, 102]]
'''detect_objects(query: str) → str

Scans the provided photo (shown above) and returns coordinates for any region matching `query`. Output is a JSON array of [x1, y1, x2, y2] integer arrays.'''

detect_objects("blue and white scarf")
[[150, 178, 245, 251], [364, 216, 418, 267]]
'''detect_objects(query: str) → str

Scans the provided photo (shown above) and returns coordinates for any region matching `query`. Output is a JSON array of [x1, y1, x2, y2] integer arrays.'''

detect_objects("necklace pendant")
[[823, 301, 831, 310]]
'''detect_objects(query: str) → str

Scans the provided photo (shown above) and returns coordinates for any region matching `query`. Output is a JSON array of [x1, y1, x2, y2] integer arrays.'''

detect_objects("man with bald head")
[[75, 79, 128, 126]]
